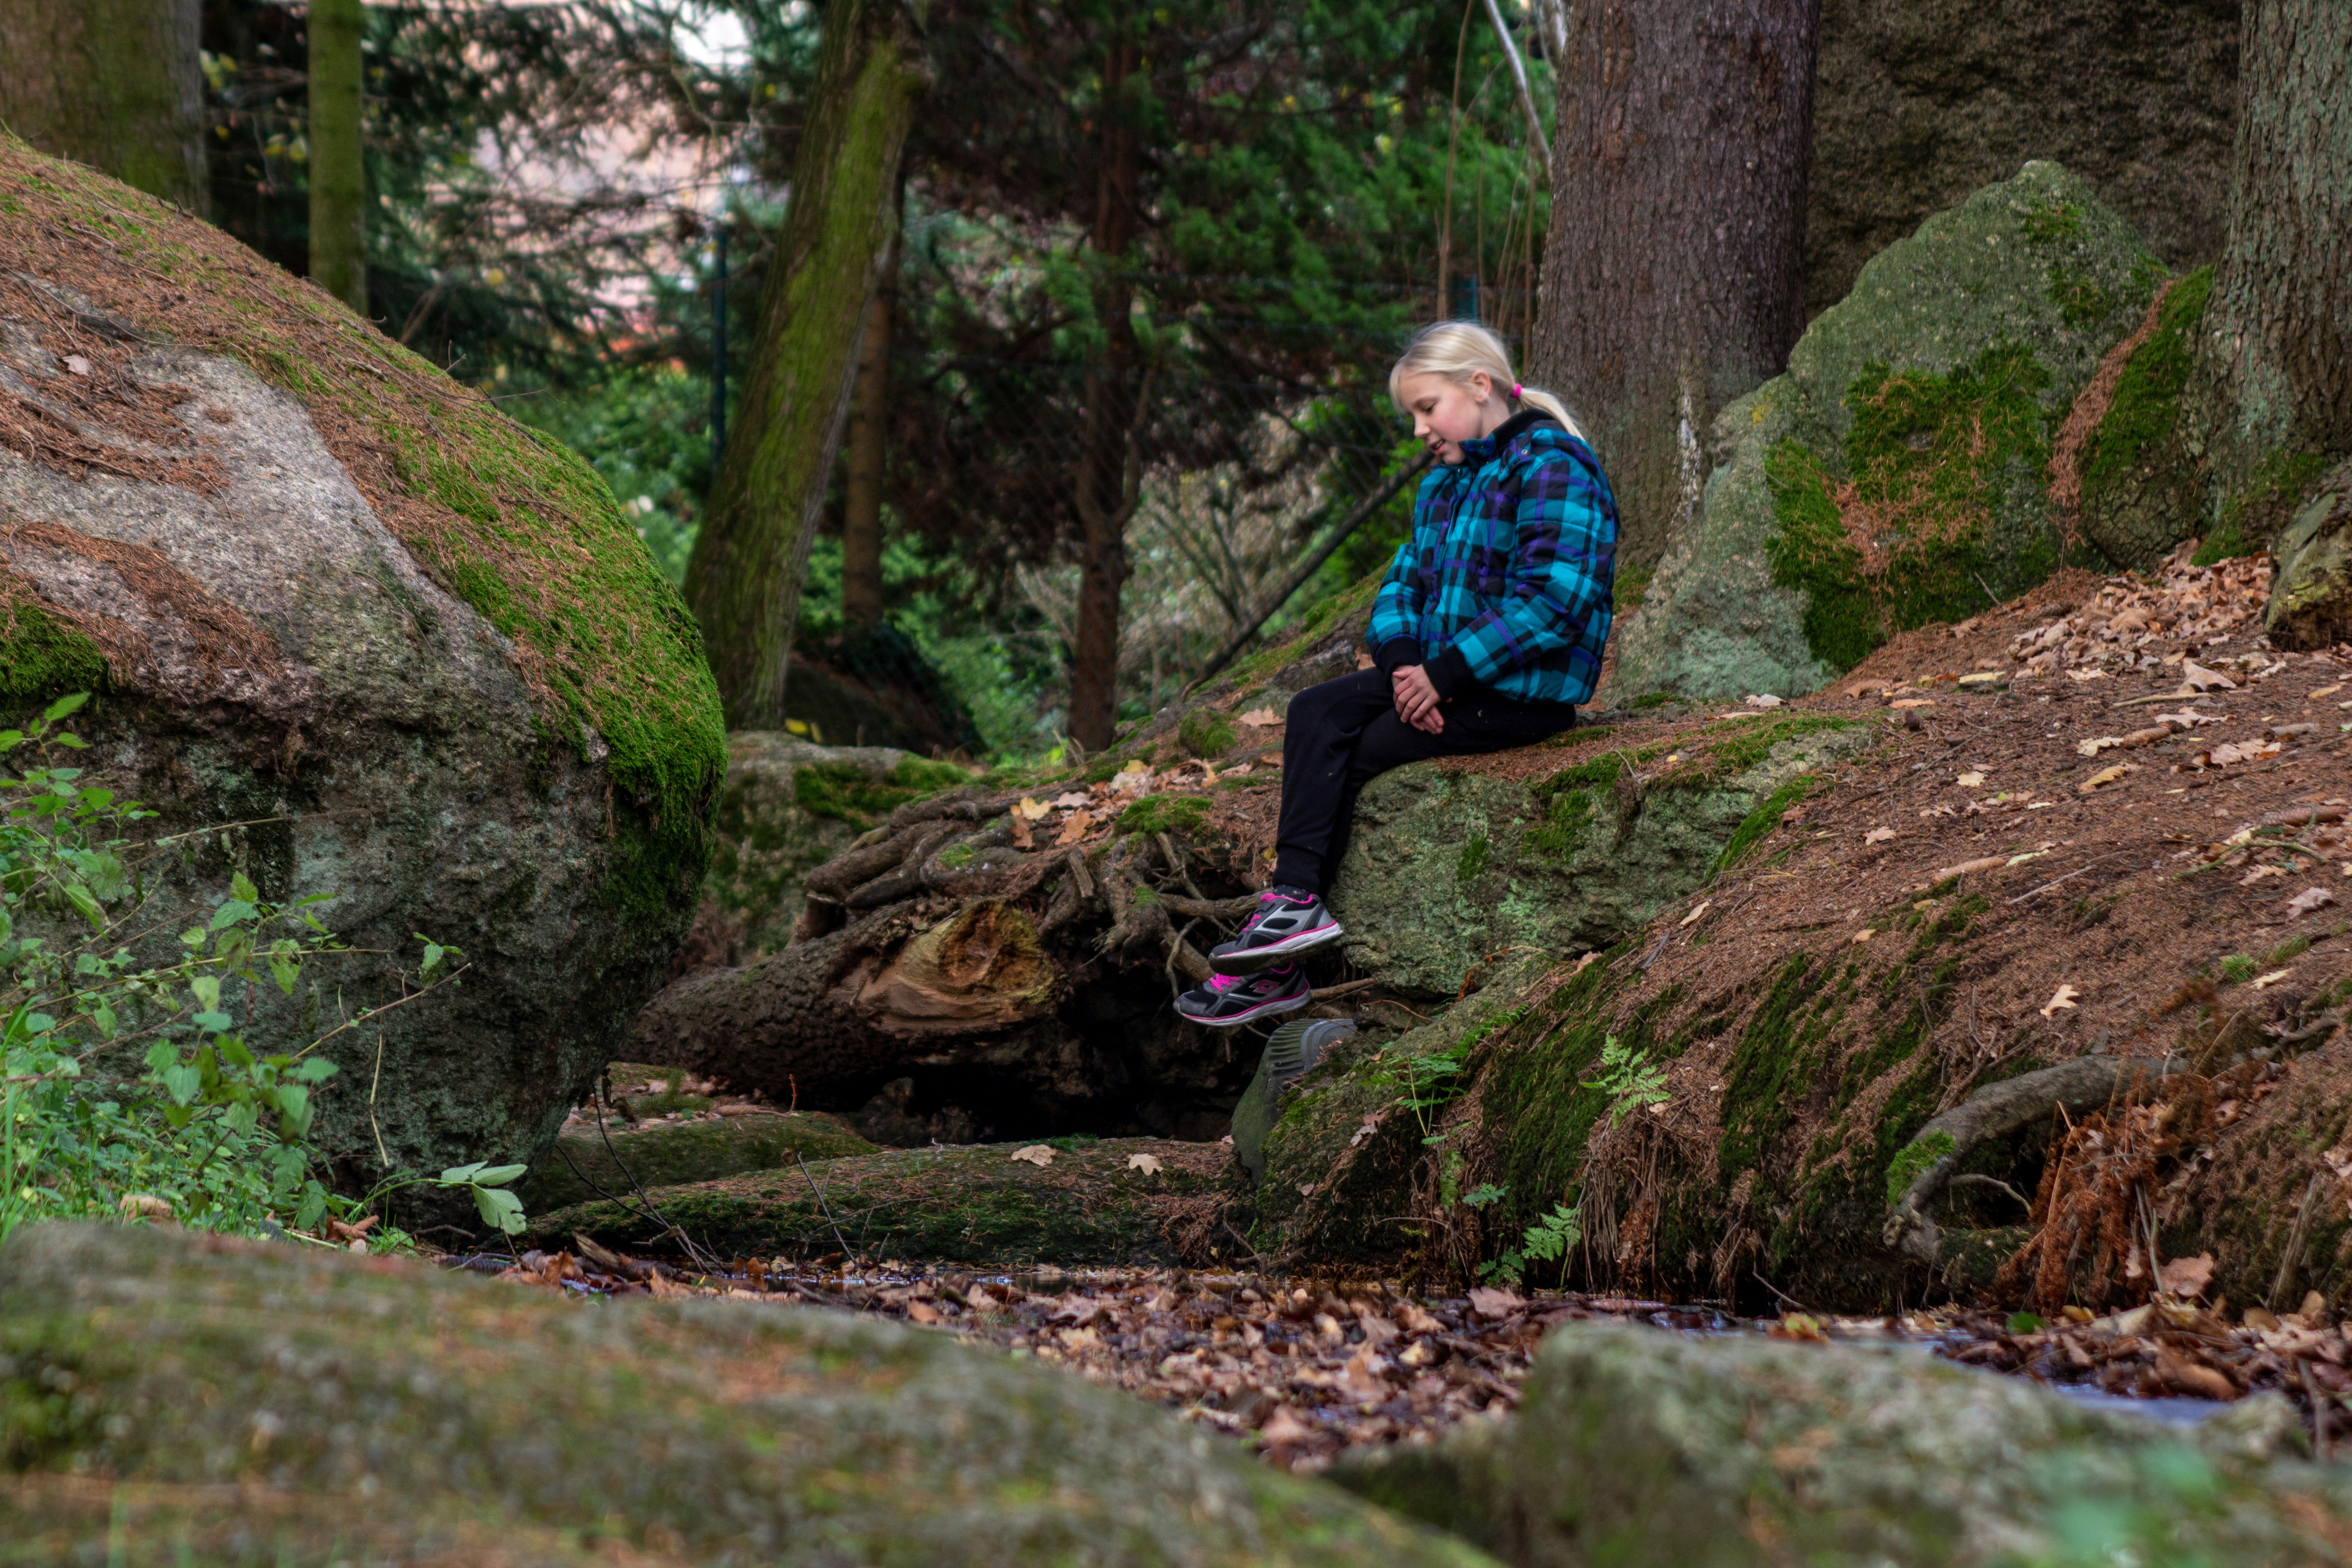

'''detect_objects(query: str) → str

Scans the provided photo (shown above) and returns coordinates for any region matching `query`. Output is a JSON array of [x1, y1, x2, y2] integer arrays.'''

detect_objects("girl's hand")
[[1392, 665, 1445, 734]]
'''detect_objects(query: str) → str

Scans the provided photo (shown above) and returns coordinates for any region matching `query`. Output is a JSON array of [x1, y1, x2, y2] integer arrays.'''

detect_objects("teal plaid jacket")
[[1366, 411, 1618, 706]]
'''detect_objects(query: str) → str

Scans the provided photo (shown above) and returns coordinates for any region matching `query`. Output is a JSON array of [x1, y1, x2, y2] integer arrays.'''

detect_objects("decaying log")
[[1883, 1056, 2192, 1264]]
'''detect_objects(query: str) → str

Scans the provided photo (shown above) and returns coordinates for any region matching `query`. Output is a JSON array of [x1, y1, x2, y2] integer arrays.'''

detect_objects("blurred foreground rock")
[[1335, 1320, 2352, 1567], [0, 1223, 1492, 1568]]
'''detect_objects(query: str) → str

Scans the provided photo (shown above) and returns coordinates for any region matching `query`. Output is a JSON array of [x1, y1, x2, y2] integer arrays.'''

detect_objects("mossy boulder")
[[1330, 717, 1875, 998], [528, 1136, 1229, 1265], [0, 137, 725, 1186], [517, 1110, 876, 1212], [1616, 162, 2168, 702], [1334, 1320, 2345, 1566], [694, 733, 972, 964], [2263, 457, 2352, 652], [0, 1223, 1494, 1567]]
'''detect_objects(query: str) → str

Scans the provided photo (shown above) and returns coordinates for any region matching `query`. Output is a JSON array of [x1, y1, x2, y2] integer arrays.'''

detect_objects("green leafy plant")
[[1580, 1034, 1671, 1128], [0, 694, 511, 1247]]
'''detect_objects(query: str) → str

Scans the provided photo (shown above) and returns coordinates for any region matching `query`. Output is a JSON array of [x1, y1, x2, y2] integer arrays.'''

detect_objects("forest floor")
[[459, 544, 2352, 1472]]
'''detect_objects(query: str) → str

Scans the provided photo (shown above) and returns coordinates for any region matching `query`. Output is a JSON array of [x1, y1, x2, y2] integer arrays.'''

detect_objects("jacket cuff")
[[1374, 637, 1423, 673], [1426, 645, 1477, 700]]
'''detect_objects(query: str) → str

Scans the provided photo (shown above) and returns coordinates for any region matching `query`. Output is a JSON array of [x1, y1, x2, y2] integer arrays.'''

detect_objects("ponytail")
[[1387, 321, 1586, 442]]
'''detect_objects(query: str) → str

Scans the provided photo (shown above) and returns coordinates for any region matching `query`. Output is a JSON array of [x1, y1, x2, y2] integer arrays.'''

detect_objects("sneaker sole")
[[1178, 987, 1313, 1029], [1207, 921, 1346, 976]]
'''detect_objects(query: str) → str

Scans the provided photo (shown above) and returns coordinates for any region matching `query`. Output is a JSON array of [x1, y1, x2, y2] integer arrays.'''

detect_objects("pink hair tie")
[[1511, 382, 1523, 398]]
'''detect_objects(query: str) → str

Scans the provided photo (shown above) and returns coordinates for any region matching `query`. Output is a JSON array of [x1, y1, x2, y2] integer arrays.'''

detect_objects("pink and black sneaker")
[[1176, 965, 1312, 1029], [1208, 887, 1344, 975]]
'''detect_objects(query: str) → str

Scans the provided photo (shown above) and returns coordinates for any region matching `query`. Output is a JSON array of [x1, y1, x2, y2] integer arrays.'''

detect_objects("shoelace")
[[1204, 972, 1245, 994]]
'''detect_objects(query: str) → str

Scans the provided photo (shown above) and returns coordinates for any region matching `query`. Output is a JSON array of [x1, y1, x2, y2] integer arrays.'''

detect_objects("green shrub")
[[0, 695, 521, 1248]]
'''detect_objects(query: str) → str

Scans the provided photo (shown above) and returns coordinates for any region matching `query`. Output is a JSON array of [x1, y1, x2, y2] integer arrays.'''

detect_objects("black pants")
[[1271, 667, 1577, 894]]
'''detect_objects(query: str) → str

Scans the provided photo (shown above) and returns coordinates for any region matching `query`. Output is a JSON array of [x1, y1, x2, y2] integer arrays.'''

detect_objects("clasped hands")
[[1391, 663, 1445, 734]]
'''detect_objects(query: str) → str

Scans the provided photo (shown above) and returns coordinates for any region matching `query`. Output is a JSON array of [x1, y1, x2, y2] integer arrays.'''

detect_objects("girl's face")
[[1398, 370, 1505, 465]]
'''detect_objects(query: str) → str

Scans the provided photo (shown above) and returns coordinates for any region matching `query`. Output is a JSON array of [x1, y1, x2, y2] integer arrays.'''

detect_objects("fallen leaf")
[[2151, 710, 2225, 727], [2067, 668, 2109, 681], [2181, 661, 2239, 692], [1239, 706, 1282, 726], [1851, 928, 1876, 944], [1125, 1152, 1162, 1175], [1935, 856, 2011, 880], [1260, 1405, 1318, 1445], [2312, 685, 2343, 701], [1843, 680, 1891, 697], [2040, 984, 2081, 1018], [1955, 771, 1985, 787], [2157, 1253, 2216, 1300], [2079, 765, 2129, 793], [1890, 698, 1937, 710], [1679, 899, 1712, 927], [2077, 737, 2126, 757], [1467, 1286, 1525, 1319], [1008, 813, 1034, 849], [64, 354, 89, 376], [1016, 797, 1053, 820], [1053, 810, 1098, 847], [1348, 1116, 1379, 1148], [1745, 693, 1784, 709], [1957, 671, 2004, 686], [2239, 863, 2288, 885], [1863, 827, 1896, 844], [2286, 887, 2338, 918], [1339, 1346, 1389, 1401], [2251, 970, 2293, 990], [1051, 791, 1091, 808], [1009, 1145, 1056, 1167], [906, 1300, 943, 1324]]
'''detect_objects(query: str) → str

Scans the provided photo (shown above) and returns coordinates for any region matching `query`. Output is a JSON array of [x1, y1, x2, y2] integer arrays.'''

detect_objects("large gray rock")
[[1615, 162, 2166, 702], [2264, 458, 2352, 651], [1337, 1319, 2349, 1566], [0, 137, 724, 1185], [1807, 0, 2237, 316], [0, 1223, 1495, 1567]]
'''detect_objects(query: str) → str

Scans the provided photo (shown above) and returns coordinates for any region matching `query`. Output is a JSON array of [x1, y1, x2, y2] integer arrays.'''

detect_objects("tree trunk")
[[0, 0, 206, 216], [841, 228, 899, 633], [2187, 0, 2352, 512], [307, 0, 367, 314], [1065, 42, 1146, 755], [683, 0, 927, 730], [1527, 0, 1821, 569]]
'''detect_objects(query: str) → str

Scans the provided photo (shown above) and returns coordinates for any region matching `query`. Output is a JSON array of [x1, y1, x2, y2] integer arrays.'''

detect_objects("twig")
[[1308, 977, 1377, 1002], [2308, 1359, 2334, 1463], [368, 1031, 390, 1169], [796, 1152, 853, 1261], [290, 964, 472, 1060], [1950, 1172, 2033, 1210], [1751, 1271, 1812, 1315], [590, 1097, 717, 1272], [2007, 853, 2134, 905]]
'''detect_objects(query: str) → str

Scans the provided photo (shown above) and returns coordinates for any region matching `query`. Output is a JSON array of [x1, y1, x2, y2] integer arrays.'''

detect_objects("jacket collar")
[[1457, 408, 1563, 465]]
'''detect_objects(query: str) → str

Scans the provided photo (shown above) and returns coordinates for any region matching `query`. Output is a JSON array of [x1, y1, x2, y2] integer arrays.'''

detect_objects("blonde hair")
[[1387, 321, 1584, 441]]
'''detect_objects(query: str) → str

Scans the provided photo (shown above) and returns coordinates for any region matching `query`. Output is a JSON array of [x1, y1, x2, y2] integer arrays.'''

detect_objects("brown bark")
[[1066, 42, 1146, 754], [841, 229, 898, 632], [1528, 0, 1821, 568], [2188, 0, 2352, 506], [683, 0, 927, 730], [0, 0, 206, 216]]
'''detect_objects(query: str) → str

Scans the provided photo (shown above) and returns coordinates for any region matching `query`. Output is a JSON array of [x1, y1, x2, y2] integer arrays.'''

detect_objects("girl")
[[1176, 321, 1619, 1027]]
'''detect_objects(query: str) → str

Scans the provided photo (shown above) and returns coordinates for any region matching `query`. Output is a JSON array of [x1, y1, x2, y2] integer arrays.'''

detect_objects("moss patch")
[[1116, 793, 1212, 837], [1767, 344, 2058, 672], [794, 754, 973, 829], [1885, 1127, 1957, 1205], [1456, 834, 1490, 885], [2082, 269, 2211, 501], [0, 598, 108, 704], [1714, 774, 1813, 873], [519, 1112, 876, 1212], [2203, 449, 2332, 565], [1178, 709, 1238, 760]]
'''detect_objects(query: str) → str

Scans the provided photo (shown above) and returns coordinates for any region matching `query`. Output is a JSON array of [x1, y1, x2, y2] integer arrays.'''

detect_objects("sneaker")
[[1209, 887, 1344, 975], [1176, 965, 1312, 1029]]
